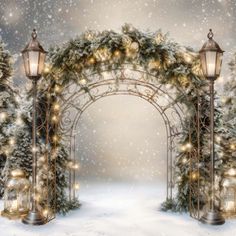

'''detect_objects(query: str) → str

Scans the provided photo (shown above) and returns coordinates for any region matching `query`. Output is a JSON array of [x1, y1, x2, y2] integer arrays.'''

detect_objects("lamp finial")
[[32, 29, 37, 40], [207, 29, 214, 40]]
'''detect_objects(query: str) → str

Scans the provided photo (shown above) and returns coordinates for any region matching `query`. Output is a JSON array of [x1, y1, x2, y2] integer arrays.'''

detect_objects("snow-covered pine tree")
[[218, 53, 236, 180], [0, 41, 18, 197], [2, 92, 33, 179]]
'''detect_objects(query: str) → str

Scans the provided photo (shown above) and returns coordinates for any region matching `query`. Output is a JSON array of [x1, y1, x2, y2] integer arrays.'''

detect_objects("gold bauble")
[[122, 35, 132, 47], [94, 48, 111, 62]]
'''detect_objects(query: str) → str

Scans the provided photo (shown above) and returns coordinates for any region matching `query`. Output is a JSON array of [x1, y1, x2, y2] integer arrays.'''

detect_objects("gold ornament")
[[94, 48, 111, 62], [113, 50, 121, 58], [148, 59, 161, 70], [54, 84, 62, 94], [84, 31, 96, 41], [154, 32, 165, 44], [179, 75, 189, 88], [126, 42, 139, 58], [122, 35, 132, 47], [87, 56, 96, 65]]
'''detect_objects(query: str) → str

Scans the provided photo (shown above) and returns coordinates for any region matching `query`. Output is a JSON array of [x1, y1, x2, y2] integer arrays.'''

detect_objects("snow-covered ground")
[[0, 182, 236, 236]]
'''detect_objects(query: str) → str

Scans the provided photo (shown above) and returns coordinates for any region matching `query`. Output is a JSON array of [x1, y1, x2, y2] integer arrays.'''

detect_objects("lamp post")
[[21, 29, 47, 225], [199, 29, 225, 225]]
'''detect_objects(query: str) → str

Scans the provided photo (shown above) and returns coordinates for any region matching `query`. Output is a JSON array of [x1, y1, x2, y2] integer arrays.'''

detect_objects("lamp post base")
[[22, 210, 46, 225], [200, 209, 225, 225]]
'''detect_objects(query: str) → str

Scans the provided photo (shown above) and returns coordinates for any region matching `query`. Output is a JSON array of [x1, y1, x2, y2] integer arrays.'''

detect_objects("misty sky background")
[[0, 0, 235, 183]]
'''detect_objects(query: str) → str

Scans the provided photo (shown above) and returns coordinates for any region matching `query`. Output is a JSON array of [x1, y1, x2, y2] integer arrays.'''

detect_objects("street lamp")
[[21, 29, 47, 225], [199, 29, 225, 225]]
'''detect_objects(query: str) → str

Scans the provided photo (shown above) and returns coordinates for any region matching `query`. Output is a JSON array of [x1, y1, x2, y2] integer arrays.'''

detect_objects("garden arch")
[[58, 68, 185, 202], [40, 25, 209, 222]]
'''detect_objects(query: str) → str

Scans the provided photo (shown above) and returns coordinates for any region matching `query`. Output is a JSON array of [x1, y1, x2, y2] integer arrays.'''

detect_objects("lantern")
[[22, 29, 47, 79], [1, 169, 30, 219], [199, 29, 224, 80], [221, 168, 236, 217]]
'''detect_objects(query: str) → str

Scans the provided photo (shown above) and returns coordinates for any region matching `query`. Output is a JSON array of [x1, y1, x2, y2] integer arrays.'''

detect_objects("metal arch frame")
[[57, 70, 185, 206], [41, 63, 206, 222]]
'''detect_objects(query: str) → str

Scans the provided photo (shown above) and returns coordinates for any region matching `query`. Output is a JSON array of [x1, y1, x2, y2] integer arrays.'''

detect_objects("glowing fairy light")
[[114, 50, 121, 58], [230, 144, 236, 150], [74, 183, 80, 190], [215, 135, 221, 142], [9, 137, 15, 146], [44, 64, 50, 73], [52, 135, 59, 143], [73, 163, 79, 170], [54, 85, 61, 93], [53, 103, 60, 111], [43, 208, 49, 217], [79, 78, 87, 86], [51, 115, 58, 123], [16, 116, 23, 125], [32, 146, 38, 153], [0, 112, 7, 122], [185, 143, 192, 150]]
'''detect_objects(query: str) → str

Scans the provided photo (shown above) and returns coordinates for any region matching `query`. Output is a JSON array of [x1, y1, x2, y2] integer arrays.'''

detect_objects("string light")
[[191, 172, 198, 180], [5, 149, 9, 156], [79, 78, 87, 86], [114, 50, 121, 58], [16, 116, 23, 125], [221, 97, 228, 104], [180, 142, 192, 152], [177, 176, 182, 181], [32, 146, 38, 153], [73, 163, 80, 170], [74, 183, 80, 190], [88, 57, 95, 65], [44, 64, 51, 73], [228, 168, 236, 176], [9, 137, 15, 146], [185, 143, 192, 150], [52, 135, 59, 143], [53, 103, 60, 111], [54, 84, 61, 93], [0, 112, 7, 122], [180, 145, 187, 152], [67, 161, 73, 169], [215, 135, 221, 142], [42, 208, 49, 217], [51, 115, 58, 123], [230, 144, 236, 150], [34, 194, 41, 202]]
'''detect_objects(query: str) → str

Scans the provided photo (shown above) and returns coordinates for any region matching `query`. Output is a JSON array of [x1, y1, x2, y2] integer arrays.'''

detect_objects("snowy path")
[[0, 182, 236, 236]]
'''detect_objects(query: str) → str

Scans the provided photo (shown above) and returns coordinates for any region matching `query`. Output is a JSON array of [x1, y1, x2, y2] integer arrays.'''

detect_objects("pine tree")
[[0, 41, 18, 197], [218, 53, 236, 182]]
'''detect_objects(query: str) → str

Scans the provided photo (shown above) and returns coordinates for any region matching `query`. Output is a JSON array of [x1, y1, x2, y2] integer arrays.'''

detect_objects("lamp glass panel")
[[215, 52, 223, 77], [205, 51, 217, 77], [22, 52, 30, 76], [38, 52, 46, 75], [200, 52, 207, 77], [28, 51, 39, 76]]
